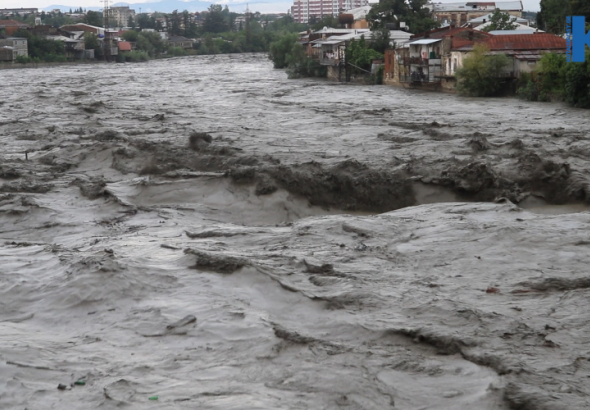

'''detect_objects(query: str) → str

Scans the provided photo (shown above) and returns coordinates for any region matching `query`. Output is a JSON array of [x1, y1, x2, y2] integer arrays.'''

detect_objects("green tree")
[[168, 10, 182, 35], [13, 29, 67, 62], [203, 5, 229, 33], [122, 30, 139, 42], [268, 33, 298, 68], [84, 10, 103, 27], [564, 50, 590, 108], [367, 0, 438, 34], [311, 15, 341, 30], [127, 15, 135, 28], [370, 27, 392, 54], [537, 0, 569, 34], [482, 9, 518, 31], [84, 32, 103, 59], [347, 35, 384, 72], [455, 44, 510, 96], [138, 31, 167, 56], [570, 0, 590, 19], [137, 13, 149, 29]]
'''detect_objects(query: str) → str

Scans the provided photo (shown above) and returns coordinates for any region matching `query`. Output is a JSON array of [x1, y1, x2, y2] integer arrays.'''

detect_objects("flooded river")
[[1, 54, 590, 409]]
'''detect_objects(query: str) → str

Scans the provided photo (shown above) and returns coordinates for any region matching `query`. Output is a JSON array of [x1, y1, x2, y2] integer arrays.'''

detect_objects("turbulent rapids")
[[1, 54, 590, 409]]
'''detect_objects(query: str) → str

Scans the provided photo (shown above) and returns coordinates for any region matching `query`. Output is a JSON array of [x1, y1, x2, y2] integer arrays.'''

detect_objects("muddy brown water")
[[1, 54, 590, 409]]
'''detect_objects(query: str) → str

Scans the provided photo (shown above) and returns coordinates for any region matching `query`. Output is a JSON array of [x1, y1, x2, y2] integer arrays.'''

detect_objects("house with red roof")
[[448, 33, 566, 78], [0, 19, 29, 36], [384, 26, 491, 90], [384, 26, 566, 92]]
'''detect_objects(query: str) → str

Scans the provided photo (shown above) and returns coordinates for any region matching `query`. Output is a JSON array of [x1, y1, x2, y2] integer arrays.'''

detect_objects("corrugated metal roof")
[[487, 29, 543, 35], [476, 21, 536, 31], [118, 41, 132, 51], [467, 13, 528, 24], [0, 20, 29, 27], [487, 33, 566, 50], [409, 39, 443, 45], [431, 1, 522, 12], [343, 5, 372, 20]]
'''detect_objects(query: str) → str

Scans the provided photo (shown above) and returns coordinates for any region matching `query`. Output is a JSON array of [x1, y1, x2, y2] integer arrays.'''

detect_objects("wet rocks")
[[266, 160, 415, 212], [184, 248, 249, 273], [71, 177, 106, 200], [188, 132, 213, 151], [166, 314, 197, 330]]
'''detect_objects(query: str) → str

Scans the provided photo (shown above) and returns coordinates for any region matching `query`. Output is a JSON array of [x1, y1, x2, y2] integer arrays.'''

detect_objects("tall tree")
[[482, 9, 518, 31], [366, 0, 438, 34], [84, 10, 103, 27], [203, 5, 229, 33], [537, 0, 570, 34], [569, 0, 590, 19]]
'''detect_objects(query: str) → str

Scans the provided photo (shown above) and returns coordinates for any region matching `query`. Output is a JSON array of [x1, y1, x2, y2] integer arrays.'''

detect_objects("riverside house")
[[383, 27, 566, 92]]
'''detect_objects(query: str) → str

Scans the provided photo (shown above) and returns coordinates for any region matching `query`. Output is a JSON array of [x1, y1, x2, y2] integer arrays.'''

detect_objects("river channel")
[[1, 53, 590, 409]]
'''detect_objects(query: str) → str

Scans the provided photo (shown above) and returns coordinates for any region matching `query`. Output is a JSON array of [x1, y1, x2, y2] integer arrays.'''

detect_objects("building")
[[0, 8, 38, 16], [429, 1, 523, 26], [448, 33, 566, 78], [60, 23, 105, 36], [486, 26, 545, 35], [383, 26, 491, 90], [463, 12, 529, 28], [345, 5, 372, 29], [106, 6, 136, 28], [0, 20, 30, 36], [291, 0, 369, 24], [168, 35, 193, 49], [46, 35, 86, 59], [0, 37, 28, 61]]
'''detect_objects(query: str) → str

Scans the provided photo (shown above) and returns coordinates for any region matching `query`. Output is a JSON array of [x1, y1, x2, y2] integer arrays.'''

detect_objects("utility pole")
[[103, 0, 110, 61], [245, 4, 251, 48]]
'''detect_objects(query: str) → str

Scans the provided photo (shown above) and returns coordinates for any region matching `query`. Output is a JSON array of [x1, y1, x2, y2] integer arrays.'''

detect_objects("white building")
[[106, 6, 136, 28], [291, 0, 369, 24]]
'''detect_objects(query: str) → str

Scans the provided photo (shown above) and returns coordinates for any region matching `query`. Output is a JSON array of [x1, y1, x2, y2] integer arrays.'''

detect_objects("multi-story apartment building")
[[0, 8, 38, 16], [291, 0, 369, 24], [106, 6, 136, 28]]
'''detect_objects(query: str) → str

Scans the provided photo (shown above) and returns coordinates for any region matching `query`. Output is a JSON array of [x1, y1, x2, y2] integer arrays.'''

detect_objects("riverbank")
[[1, 54, 589, 410], [0, 59, 109, 70]]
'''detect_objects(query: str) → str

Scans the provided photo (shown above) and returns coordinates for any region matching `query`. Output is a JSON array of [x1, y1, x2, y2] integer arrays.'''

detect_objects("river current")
[[1, 54, 590, 409]]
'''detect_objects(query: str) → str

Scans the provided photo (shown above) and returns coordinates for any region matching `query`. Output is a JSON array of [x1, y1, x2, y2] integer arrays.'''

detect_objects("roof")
[[0, 20, 29, 27], [467, 13, 528, 24], [46, 35, 81, 42], [118, 41, 132, 51], [488, 28, 544, 35], [313, 28, 364, 35], [431, 1, 523, 12], [486, 33, 566, 50], [312, 30, 412, 46], [343, 5, 372, 20], [475, 21, 535, 31], [409, 38, 442, 45], [168, 36, 191, 41], [411, 25, 467, 40]]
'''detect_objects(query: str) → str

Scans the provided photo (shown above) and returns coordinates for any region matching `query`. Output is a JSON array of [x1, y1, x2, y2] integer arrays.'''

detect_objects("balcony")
[[400, 73, 441, 84]]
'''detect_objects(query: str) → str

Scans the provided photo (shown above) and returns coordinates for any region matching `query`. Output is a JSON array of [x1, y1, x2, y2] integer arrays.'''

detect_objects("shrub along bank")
[[517, 51, 590, 108]]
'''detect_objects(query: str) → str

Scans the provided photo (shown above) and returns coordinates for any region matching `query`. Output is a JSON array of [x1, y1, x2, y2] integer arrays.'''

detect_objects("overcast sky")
[[2, 0, 542, 14]]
